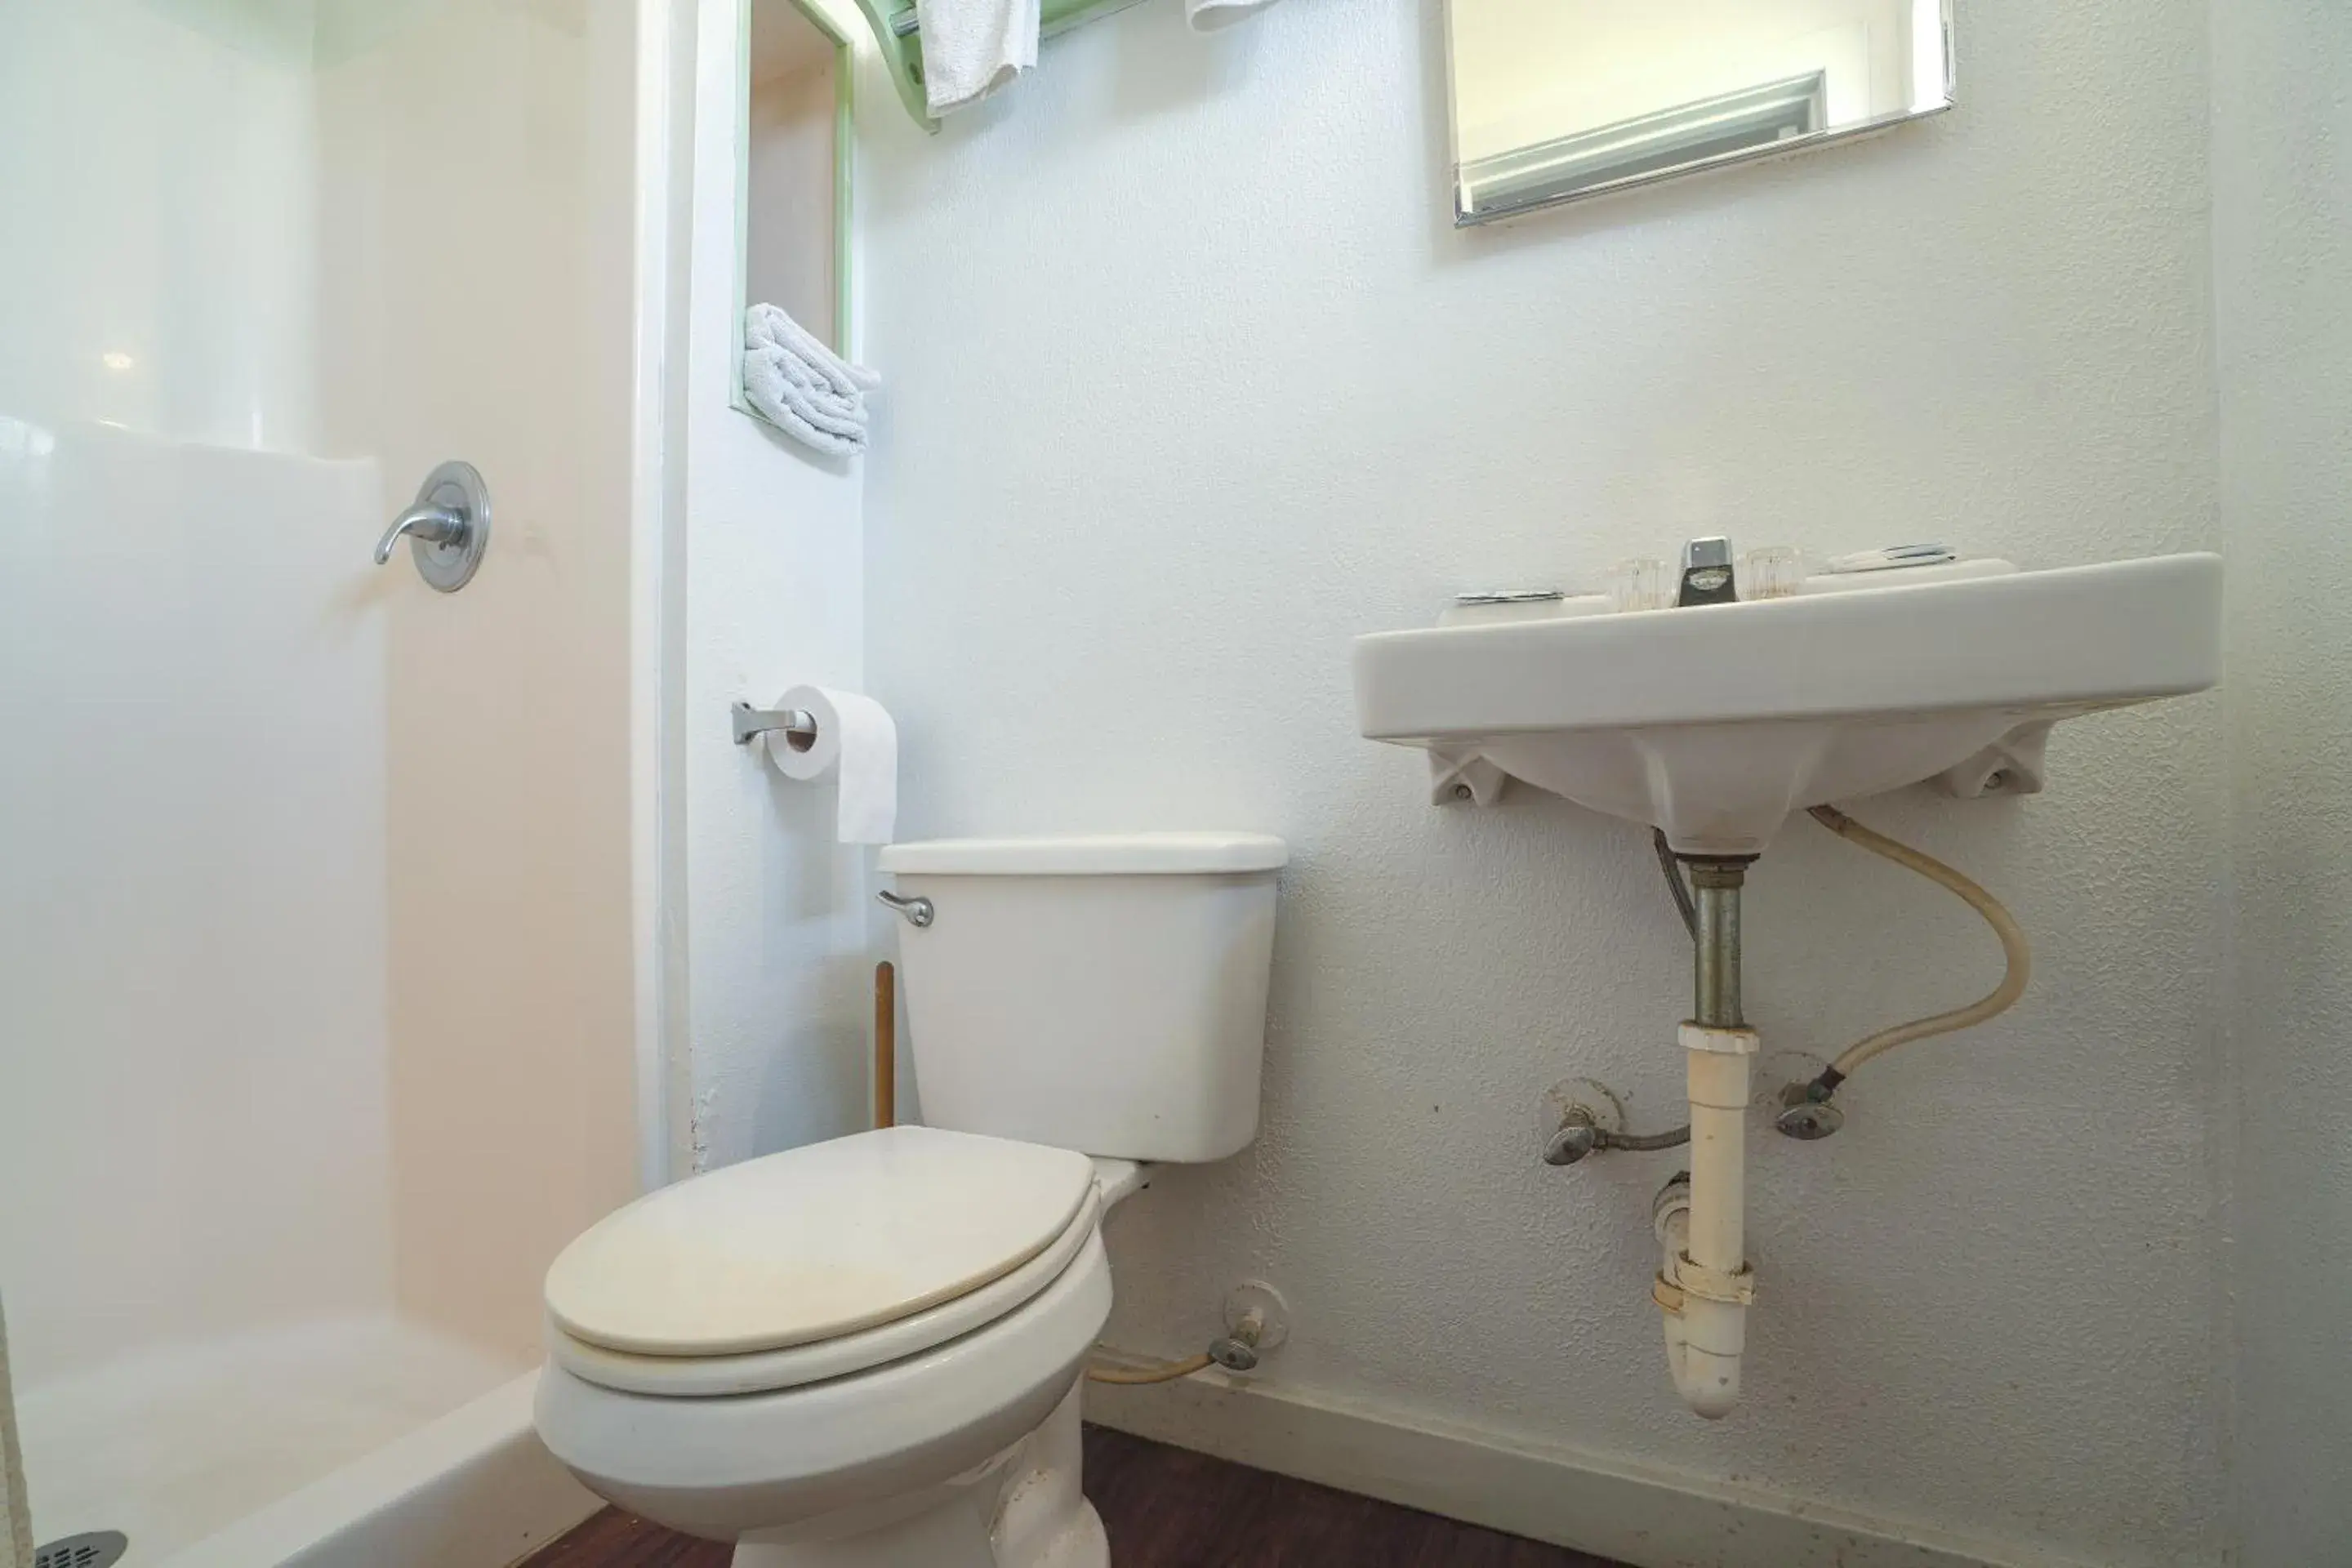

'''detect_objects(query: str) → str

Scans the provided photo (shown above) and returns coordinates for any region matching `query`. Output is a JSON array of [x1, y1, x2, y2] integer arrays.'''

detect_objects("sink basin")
[[1353, 554, 2223, 855]]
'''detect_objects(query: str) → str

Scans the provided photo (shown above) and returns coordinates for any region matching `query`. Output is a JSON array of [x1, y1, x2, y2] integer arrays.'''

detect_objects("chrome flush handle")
[[876, 890, 934, 928]]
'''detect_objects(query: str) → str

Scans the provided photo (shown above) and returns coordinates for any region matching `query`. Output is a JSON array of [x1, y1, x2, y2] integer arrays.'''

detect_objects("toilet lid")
[[545, 1125, 1098, 1356]]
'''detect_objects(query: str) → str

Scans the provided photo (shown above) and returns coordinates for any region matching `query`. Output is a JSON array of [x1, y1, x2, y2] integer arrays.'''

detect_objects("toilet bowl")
[[536, 1131, 1120, 1567], [533, 833, 1285, 1568]]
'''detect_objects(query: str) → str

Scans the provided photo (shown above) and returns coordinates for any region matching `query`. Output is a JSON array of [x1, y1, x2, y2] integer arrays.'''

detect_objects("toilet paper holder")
[[731, 701, 821, 751], [733, 687, 898, 845]]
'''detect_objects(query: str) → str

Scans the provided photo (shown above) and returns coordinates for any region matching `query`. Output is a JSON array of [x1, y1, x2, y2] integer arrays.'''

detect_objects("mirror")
[[1445, 0, 1953, 225], [733, 0, 851, 412]]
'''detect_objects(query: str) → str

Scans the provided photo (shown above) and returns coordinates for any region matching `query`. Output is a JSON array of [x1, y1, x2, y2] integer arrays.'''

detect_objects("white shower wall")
[[0, 0, 387, 1395], [0, 423, 390, 1384], [313, 0, 642, 1361], [0, 0, 320, 449], [0, 0, 639, 1555]]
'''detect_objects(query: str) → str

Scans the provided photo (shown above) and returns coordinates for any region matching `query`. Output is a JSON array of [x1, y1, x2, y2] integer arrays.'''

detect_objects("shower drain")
[[33, 1531, 127, 1568]]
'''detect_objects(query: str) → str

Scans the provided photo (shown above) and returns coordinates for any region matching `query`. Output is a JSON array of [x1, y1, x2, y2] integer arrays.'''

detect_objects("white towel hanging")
[[914, 0, 1040, 114]]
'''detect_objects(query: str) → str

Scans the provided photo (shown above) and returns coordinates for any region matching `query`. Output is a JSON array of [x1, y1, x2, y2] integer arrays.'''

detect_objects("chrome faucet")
[[1677, 537, 1739, 607], [372, 460, 491, 592], [372, 501, 469, 564]]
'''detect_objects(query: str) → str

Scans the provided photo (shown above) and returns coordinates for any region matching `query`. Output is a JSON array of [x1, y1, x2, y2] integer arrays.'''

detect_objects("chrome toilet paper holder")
[[731, 701, 822, 750], [732, 688, 898, 845]]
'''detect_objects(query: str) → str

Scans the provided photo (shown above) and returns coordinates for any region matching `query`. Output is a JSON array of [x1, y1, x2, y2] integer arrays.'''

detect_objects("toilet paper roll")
[[760, 684, 898, 844]]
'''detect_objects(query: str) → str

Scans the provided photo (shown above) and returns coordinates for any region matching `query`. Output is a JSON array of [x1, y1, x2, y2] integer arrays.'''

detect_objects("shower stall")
[[0, 1, 660, 1561]]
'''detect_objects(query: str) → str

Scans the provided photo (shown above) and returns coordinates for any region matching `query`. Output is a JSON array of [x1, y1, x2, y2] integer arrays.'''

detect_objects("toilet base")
[[1022, 1499, 1108, 1568], [729, 1382, 1107, 1568]]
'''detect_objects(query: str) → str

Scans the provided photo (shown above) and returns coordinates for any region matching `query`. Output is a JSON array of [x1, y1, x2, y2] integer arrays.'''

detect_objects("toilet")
[[532, 832, 1286, 1568]]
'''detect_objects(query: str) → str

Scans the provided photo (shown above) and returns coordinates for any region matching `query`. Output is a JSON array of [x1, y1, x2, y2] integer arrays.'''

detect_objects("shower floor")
[[15, 1315, 527, 1564]]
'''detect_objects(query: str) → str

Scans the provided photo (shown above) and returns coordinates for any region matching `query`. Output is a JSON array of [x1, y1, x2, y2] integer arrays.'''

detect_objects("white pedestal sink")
[[1353, 553, 2223, 854]]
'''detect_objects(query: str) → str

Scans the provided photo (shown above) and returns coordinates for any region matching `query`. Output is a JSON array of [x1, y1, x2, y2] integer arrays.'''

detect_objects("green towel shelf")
[[848, 0, 1150, 128]]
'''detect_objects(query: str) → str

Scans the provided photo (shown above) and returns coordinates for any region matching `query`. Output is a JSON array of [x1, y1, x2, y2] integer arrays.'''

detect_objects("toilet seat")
[[550, 1185, 1102, 1396], [546, 1125, 1098, 1359]]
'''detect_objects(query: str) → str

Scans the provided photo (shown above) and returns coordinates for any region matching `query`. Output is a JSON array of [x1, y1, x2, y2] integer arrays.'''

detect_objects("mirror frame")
[[731, 0, 855, 416], [1447, 0, 1956, 225]]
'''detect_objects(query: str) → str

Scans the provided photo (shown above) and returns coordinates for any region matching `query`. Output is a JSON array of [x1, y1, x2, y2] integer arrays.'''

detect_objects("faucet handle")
[[373, 461, 491, 592], [373, 504, 466, 565], [1677, 537, 1738, 607]]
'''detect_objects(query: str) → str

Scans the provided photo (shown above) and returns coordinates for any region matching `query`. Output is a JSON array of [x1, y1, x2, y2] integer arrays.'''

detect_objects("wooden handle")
[[874, 960, 896, 1129]]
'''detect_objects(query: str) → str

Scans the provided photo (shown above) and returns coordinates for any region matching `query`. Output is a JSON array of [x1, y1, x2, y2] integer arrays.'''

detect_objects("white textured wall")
[[861, 1, 2227, 1562], [2213, 1, 2352, 1564], [679, 0, 873, 1172]]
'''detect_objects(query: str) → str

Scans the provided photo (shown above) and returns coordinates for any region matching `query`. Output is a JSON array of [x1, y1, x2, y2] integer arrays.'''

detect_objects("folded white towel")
[[1187, 0, 1280, 30], [915, 0, 1040, 114], [742, 302, 880, 457]]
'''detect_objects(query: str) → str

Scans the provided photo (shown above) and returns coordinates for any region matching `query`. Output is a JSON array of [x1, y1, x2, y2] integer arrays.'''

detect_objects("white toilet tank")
[[875, 833, 1286, 1163]]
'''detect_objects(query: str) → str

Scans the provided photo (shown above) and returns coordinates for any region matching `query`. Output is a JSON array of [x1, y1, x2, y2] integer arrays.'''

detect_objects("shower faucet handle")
[[373, 460, 492, 592], [373, 503, 466, 564]]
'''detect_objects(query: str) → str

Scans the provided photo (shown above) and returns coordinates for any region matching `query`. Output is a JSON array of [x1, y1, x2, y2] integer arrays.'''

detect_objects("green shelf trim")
[[848, 0, 1149, 129], [1040, 0, 1149, 37], [847, 0, 936, 131], [731, 0, 858, 412]]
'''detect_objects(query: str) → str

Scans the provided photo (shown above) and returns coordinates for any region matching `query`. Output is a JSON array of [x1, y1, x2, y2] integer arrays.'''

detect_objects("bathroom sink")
[[1353, 554, 2222, 855]]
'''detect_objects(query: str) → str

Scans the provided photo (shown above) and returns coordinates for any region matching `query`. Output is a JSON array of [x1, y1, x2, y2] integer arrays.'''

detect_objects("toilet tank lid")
[[879, 832, 1288, 875]]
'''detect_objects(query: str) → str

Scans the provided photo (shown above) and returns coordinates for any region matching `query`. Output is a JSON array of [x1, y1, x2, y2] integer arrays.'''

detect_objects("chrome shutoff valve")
[[1209, 1303, 1270, 1371], [1544, 1108, 1603, 1165], [1208, 1325, 1262, 1372], [1208, 1282, 1290, 1371], [1775, 1080, 1846, 1140]]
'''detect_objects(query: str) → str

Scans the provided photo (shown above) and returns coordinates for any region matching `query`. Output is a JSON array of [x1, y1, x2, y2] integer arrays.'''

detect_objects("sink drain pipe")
[[1652, 859, 1757, 1419]]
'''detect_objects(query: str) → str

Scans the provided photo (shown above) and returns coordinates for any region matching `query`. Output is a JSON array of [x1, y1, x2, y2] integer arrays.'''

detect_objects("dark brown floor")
[[524, 1426, 1625, 1567]]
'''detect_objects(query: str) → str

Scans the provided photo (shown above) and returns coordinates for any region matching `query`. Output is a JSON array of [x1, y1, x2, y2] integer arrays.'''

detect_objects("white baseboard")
[[1083, 1359, 2092, 1568]]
